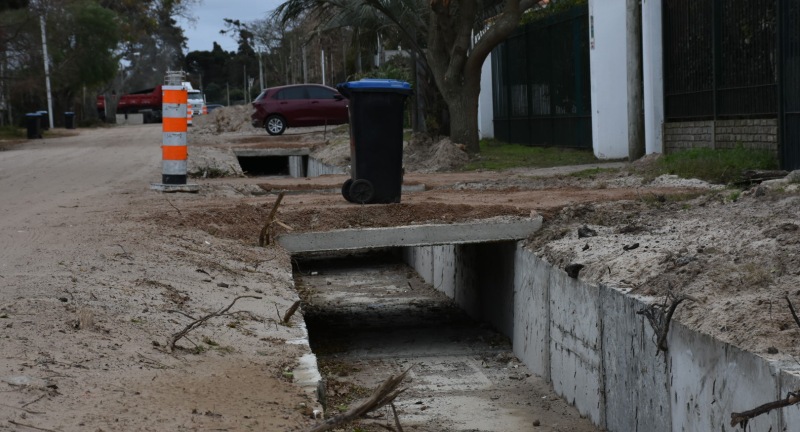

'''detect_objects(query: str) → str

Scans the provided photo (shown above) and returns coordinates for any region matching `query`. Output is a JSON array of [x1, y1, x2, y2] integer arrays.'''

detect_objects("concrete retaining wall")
[[288, 155, 306, 178], [669, 321, 780, 431], [402, 243, 514, 340], [307, 157, 346, 177], [601, 284, 671, 432], [402, 241, 794, 431]]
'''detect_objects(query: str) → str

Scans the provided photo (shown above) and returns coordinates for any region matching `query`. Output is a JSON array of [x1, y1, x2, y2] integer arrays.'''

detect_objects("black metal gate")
[[491, 5, 591, 148], [663, 0, 778, 121], [780, 0, 800, 170]]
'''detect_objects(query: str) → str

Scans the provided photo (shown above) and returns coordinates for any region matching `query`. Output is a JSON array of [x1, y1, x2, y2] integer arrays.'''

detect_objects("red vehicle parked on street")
[[251, 84, 349, 135]]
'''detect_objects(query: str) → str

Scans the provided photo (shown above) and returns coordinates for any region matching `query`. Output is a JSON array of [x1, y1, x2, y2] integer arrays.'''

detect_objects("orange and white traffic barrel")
[[161, 85, 188, 184], [202, 105, 208, 115], [186, 105, 193, 126], [150, 71, 198, 192]]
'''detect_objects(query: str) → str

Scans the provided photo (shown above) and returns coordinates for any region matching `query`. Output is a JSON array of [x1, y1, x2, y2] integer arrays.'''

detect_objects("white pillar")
[[478, 52, 495, 139], [589, 0, 632, 159], [642, 0, 664, 154]]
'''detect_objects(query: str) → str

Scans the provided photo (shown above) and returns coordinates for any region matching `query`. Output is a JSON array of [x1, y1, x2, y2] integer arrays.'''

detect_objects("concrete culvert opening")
[[236, 156, 291, 176], [292, 246, 599, 432]]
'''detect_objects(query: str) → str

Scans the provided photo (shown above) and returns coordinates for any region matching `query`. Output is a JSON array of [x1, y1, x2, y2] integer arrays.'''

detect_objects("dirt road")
[[1, 125, 315, 431]]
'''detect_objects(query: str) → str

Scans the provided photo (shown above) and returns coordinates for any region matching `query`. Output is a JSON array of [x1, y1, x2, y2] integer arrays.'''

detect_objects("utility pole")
[[321, 48, 326, 86], [626, 0, 644, 160], [257, 49, 265, 92], [0, 54, 5, 126], [40, 14, 54, 129], [302, 45, 308, 83]]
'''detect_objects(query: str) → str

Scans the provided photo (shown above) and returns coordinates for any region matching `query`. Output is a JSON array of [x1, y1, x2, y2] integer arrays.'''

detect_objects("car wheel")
[[265, 115, 286, 135], [349, 179, 374, 204], [341, 179, 354, 202]]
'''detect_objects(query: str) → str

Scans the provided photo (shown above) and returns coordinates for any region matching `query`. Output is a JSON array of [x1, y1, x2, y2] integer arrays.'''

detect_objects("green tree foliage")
[[52, 1, 120, 89], [185, 42, 233, 103], [0, 0, 192, 125]]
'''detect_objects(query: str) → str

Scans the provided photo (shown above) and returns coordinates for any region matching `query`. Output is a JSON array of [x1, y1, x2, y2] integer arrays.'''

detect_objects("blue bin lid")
[[338, 79, 411, 90]]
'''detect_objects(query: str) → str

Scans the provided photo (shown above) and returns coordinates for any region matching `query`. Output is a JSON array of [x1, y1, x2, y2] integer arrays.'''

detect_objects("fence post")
[[150, 70, 199, 193]]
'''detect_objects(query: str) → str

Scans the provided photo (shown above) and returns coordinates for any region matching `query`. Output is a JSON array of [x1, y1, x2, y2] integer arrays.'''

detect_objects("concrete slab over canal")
[[277, 216, 542, 253]]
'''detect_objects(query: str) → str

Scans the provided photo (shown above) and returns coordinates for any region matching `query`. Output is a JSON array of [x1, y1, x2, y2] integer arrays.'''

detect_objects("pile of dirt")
[[296, 133, 471, 174], [404, 134, 469, 173], [192, 105, 254, 135], [309, 138, 350, 169], [528, 176, 800, 359]]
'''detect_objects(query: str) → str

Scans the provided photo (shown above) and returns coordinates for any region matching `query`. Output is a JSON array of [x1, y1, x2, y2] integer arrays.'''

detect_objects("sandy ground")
[[0, 125, 315, 431], [2, 115, 797, 431]]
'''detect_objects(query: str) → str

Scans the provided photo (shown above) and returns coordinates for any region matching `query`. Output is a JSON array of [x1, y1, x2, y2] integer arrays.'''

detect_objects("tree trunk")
[[425, 0, 536, 153], [441, 77, 481, 152]]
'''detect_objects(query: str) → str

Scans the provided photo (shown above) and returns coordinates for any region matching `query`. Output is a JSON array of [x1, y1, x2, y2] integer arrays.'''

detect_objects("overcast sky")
[[178, 0, 283, 53]]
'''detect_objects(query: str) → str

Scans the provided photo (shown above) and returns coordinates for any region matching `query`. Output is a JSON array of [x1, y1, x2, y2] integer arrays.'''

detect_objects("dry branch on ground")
[[259, 192, 285, 247], [168, 295, 262, 351], [307, 366, 413, 432]]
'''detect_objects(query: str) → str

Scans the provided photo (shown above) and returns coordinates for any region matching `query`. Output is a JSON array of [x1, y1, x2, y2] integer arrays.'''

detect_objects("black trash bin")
[[336, 79, 412, 204], [64, 112, 76, 129], [25, 113, 41, 139], [37, 111, 49, 130]]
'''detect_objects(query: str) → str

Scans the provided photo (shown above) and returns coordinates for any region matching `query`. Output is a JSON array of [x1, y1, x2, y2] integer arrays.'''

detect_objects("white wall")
[[589, 0, 631, 159], [642, 0, 664, 154], [478, 52, 495, 139]]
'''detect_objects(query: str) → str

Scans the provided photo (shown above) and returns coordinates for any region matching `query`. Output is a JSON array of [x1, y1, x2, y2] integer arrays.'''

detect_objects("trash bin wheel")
[[341, 179, 354, 202], [349, 179, 374, 204], [265, 115, 286, 135]]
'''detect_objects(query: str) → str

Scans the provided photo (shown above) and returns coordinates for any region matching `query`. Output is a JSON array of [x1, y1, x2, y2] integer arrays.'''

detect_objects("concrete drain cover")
[[278, 217, 542, 253]]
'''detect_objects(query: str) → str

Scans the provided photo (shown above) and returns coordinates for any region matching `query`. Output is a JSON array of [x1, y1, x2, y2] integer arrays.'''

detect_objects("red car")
[[251, 84, 349, 135]]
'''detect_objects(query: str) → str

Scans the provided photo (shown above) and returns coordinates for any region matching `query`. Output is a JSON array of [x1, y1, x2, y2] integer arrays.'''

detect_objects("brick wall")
[[664, 119, 778, 154]]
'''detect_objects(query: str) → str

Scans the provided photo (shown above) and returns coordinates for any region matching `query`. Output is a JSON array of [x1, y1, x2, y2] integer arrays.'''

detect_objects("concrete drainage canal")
[[292, 248, 599, 432], [278, 216, 800, 431]]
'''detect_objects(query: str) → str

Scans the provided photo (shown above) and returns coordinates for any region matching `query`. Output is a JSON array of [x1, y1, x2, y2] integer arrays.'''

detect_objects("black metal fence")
[[663, 0, 779, 121], [492, 5, 591, 148], [781, 0, 800, 169]]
